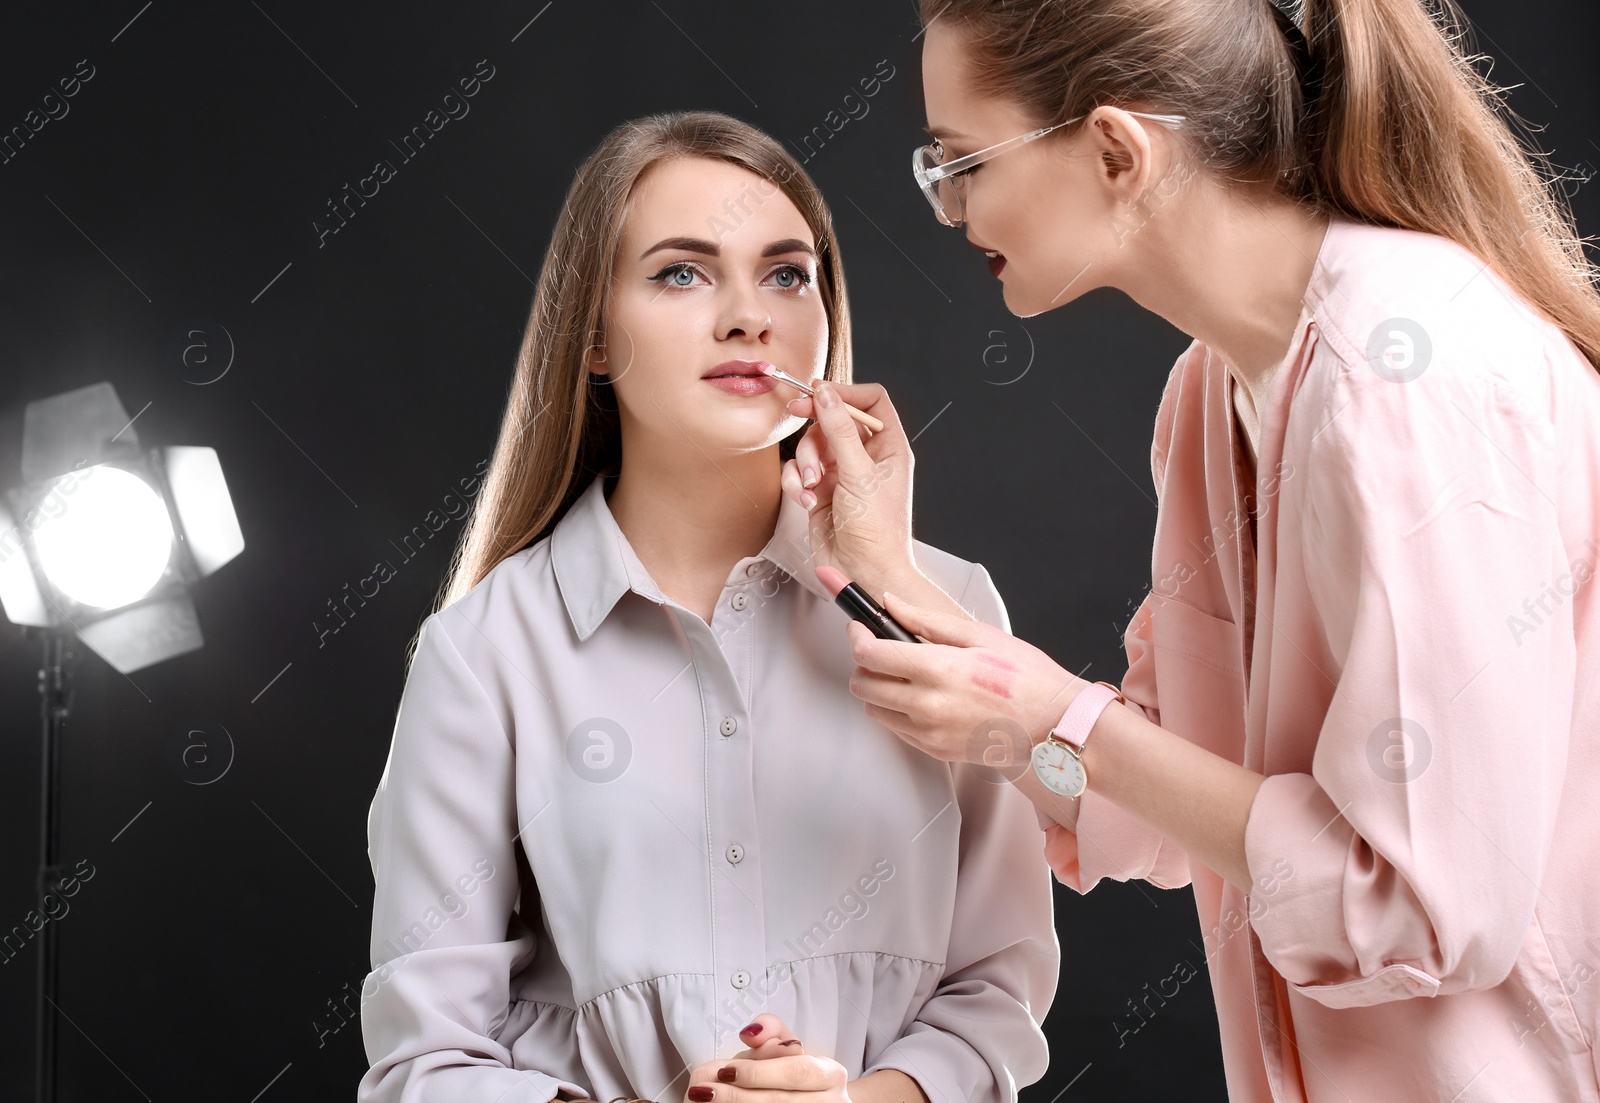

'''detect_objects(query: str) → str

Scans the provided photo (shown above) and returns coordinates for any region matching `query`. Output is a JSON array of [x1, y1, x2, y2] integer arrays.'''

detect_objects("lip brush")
[[757, 364, 886, 434]]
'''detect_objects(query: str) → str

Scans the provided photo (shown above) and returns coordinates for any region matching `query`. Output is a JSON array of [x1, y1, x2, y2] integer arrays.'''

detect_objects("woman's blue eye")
[[771, 264, 814, 290], [647, 261, 705, 287], [646, 260, 813, 290]]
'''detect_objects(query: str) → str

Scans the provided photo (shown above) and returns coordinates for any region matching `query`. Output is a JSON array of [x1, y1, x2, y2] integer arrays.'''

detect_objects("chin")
[[701, 411, 799, 453], [1000, 283, 1043, 318], [1005, 280, 1076, 318]]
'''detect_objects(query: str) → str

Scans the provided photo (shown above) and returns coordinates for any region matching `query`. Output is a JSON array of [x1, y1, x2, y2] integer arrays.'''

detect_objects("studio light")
[[0, 380, 244, 1103], [0, 381, 243, 672]]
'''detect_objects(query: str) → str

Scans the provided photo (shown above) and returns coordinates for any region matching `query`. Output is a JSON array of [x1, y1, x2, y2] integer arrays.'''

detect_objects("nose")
[[718, 286, 773, 343]]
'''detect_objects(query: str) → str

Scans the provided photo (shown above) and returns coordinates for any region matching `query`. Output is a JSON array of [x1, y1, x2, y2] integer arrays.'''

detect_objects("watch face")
[[1032, 740, 1087, 799]]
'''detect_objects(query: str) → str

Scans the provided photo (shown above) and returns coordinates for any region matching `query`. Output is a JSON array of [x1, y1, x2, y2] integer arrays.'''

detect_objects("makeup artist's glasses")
[[911, 111, 1188, 227]]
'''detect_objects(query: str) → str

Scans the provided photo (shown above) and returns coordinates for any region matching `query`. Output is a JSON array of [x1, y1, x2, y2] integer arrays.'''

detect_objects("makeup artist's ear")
[[1083, 105, 1157, 209]]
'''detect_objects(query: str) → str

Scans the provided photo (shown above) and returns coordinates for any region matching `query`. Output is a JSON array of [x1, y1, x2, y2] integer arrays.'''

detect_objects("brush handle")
[[771, 369, 885, 434], [841, 403, 886, 434]]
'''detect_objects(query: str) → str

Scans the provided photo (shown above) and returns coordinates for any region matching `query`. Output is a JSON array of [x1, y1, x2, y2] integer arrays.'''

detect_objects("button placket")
[[696, 596, 764, 1016]]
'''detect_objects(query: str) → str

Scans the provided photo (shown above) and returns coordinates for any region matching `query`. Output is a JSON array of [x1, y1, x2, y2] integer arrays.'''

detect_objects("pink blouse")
[[1041, 216, 1600, 1101]]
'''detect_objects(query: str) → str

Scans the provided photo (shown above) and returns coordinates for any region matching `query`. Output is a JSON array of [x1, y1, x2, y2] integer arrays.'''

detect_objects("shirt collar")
[[550, 465, 834, 642]]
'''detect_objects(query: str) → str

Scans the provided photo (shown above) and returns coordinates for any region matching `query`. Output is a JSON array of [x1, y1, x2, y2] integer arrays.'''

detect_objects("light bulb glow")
[[32, 465, 175, 609]]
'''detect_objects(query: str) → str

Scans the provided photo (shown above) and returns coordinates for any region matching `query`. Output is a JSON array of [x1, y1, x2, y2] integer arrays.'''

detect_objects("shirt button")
[[720, 716, 738, 737], [726, 843, 744, 865], [731, 970, 750, 989], [731, 591, 748, 611], [746, 562, 762, 576]]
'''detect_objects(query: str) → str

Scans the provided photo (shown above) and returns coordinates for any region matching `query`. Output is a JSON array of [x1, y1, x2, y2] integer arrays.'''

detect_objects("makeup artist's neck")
[[605, 445, 781, 620]]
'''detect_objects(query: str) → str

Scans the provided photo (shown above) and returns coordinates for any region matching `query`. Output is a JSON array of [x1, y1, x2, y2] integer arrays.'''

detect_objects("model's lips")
[[705, 373, 778, 395], [703, 359, 773, 379]]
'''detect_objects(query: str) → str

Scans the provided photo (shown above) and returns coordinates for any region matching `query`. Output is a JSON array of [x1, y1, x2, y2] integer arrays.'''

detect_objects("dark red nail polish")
[[689, 1087, 714, 1102], [780, 1039, 800, 1047], [718, 1066, 737, 1083], [740, 1023, 762, 1037]]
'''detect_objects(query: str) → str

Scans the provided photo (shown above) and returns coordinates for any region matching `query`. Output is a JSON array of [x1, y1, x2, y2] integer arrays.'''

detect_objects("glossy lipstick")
[[704, 358, 779, 395], [815, 565, 920, 643]]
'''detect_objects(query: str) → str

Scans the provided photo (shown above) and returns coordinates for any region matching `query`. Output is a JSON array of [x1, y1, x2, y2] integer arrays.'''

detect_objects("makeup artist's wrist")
[[857, 563, 969, 621]]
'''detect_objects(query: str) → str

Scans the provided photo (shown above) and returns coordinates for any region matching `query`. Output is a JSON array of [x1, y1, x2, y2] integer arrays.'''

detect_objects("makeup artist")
[[772, 1, 1600, 1100]]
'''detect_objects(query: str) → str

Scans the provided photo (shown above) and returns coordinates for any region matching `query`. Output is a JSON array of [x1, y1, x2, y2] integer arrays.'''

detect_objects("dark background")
[[0, 1, 1594, 1099]]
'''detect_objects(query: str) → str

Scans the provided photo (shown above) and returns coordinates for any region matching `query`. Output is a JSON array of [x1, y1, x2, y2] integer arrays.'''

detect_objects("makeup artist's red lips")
[[970, 238, 1006, 276]]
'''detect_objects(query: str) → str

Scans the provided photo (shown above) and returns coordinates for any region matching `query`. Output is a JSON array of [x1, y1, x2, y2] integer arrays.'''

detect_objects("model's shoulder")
[[909, 538, 1010, 631], [432, 536, 557, 652], [910, 539, 975, 596]]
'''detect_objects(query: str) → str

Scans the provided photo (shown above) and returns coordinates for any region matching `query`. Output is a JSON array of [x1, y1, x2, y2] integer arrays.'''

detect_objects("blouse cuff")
[[394, 1067, 590, 1102], [1242, 772, 1444, 1008], [861, 1025, 991, 1103], [1041, 790, 1190, 893]]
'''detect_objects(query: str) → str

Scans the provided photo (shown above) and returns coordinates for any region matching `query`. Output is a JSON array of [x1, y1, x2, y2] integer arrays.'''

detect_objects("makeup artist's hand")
[[843, 592, 1091, 769], [781, 380, 917, 595], [684, 1014, 851, 1103]]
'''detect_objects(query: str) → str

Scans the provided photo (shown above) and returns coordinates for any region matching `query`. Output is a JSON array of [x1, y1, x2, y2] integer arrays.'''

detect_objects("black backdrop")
[[0, 2, 1594, 1099]]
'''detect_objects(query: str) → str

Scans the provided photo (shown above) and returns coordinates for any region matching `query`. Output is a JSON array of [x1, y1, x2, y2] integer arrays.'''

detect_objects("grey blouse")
[[358, 468, 1060, 1102]]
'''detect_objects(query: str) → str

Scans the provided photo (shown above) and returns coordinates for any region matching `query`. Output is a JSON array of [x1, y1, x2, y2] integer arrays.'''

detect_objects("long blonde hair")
[[415, 112, 852, 665], [919, 0, 1600, 372]]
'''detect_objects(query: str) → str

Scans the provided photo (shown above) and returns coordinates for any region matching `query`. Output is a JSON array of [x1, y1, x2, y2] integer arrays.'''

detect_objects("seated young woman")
[[357, 109, 1060, 1103]]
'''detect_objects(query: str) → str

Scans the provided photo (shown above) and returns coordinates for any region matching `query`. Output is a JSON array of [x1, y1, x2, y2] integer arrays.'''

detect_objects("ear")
[[586, 328, 610, 377], [1084, 105, 1157, 207]]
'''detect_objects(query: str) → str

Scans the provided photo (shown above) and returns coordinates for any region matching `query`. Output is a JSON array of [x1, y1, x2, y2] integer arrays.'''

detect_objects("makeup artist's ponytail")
[[920, 0, 1600, 373], [1297, 0, 1600, 371]]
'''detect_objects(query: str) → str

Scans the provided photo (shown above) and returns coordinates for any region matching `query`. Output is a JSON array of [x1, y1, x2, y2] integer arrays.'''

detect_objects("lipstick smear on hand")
[[971, 670, 1014, 698]]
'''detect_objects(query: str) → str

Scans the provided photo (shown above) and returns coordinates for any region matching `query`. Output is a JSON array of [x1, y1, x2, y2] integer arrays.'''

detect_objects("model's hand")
[[780, 380, 917, 594], [684, 1014, 850, 1103], [844, 592, 1090, 770]]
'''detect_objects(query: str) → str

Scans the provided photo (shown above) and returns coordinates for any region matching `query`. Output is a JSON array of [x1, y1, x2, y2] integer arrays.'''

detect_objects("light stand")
[[0, 382, 244, 1102], [31, 627, 71, 1103]]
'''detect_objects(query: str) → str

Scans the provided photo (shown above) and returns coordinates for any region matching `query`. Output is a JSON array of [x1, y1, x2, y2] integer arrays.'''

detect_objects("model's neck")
[[603, 444, 783, 587]]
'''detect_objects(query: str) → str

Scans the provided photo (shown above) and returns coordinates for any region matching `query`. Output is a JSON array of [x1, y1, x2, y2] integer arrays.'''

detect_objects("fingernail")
[[803, 465, 817, 487], [800, 490, 816, 510], [689, 1087, 714, 1102], [718, 1067, 737, 1083], [780, 1039, 801, 1047], [740, 1023, 763, 1037], [815, 382, 837, 409]]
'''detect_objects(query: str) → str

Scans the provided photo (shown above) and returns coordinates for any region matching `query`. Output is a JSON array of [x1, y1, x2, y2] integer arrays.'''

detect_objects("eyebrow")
[[638, 236, 816, 261], [923, 124, 967, 141]]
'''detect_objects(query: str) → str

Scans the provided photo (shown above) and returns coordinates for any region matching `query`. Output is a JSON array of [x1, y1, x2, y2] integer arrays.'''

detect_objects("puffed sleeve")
[[1241, 355, 1573, 1008], [862, 562, 1059, 1103], [1036, 356, 1193, 892], [358, 611, 590, 1102]]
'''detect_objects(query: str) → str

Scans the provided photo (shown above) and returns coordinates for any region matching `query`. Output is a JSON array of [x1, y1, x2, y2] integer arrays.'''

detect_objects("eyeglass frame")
[[911, 110, 1189, 227]]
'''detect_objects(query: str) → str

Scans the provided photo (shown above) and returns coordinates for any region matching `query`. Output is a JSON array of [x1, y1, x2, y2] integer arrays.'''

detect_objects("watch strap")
[[1049, 680, 1125, 754]]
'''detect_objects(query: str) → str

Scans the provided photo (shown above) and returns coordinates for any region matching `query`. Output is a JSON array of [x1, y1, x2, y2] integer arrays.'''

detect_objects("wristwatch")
[[1031, 680, 1125, 798]]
